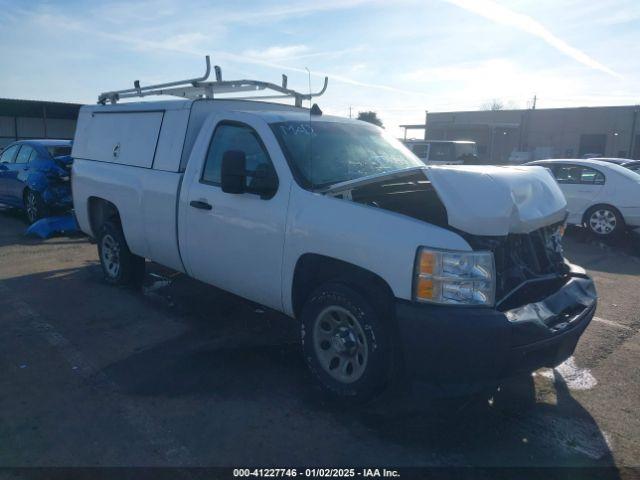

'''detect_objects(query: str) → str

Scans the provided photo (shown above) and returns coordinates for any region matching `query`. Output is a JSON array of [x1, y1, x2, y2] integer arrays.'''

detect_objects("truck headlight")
[[413, 248, 495, 306]]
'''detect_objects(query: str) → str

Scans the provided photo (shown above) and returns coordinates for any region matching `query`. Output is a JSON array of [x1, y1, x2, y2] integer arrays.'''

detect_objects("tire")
[[97, 221, 145, 286], [585, 205, 624, 237], [301, 282, 394, 403], [24, 189, 49, 224]]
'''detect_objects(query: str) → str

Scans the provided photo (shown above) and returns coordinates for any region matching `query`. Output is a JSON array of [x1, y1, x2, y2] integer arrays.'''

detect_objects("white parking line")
[[593, 316, 632, 331], [0, 282, 194, 466], [536, 356, 598, 390]]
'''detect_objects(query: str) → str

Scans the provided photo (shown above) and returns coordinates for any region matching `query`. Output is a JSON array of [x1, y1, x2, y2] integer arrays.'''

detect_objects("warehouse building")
[[0, 98, 82, 148], [401, 105, 640, 164]]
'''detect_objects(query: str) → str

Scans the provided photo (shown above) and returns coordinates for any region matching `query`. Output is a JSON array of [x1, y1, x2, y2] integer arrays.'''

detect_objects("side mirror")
[[248, 163, 278, 199], [221, 150, 247, 194]]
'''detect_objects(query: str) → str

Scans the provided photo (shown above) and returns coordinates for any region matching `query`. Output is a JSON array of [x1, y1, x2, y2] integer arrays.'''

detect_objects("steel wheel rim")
[[101, 234, 121, 278], [312, 306, 369, 384], [589, 209, 616, 234], [26, 192, 38, 222]]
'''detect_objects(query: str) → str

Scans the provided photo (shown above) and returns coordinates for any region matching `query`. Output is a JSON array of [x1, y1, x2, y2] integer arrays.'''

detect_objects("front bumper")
[[42, 183, 72, 208], [395, 265, 596, 389]]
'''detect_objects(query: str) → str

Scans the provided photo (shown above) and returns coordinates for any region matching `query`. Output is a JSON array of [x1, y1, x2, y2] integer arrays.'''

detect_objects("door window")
[[0, 145, 19, 164], [202, 122, 276, 190], [15, 145, 35, 164], [553, 165, 605, 185], [579, 167, 605, 185]]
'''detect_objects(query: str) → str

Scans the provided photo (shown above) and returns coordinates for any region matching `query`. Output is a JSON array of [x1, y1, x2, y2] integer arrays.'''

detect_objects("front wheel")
[[301, 282, 394, 403], [97, 221, 145, 286], [585, 205, 624, 237], [24, 189, 48, 224]]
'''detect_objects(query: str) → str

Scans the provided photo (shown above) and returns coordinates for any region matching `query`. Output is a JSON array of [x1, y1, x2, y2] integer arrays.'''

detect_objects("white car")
[[527, 159, 640, 237]]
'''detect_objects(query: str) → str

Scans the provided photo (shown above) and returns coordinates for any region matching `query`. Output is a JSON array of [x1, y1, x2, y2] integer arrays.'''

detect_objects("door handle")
[[190, 200, 212, 210]]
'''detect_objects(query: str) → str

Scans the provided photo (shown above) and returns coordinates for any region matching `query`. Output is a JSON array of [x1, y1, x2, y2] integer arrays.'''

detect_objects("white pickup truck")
[[72, 69, 596, 402]]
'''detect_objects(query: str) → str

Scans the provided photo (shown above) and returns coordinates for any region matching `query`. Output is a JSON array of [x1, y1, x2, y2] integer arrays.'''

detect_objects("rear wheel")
[[585, 205, 623, 237], [24, 189, 48, 224], [97, 221, 145, 286], [301, 282, 394, 403]]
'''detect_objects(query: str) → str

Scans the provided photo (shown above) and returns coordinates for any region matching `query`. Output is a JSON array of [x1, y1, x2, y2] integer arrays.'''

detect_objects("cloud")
[[197, 0, 380, 25], [442, 0, 621, 78], [25, 9, 422, 98], [243, 45, 310, 61], [153, 33, 210, 51]]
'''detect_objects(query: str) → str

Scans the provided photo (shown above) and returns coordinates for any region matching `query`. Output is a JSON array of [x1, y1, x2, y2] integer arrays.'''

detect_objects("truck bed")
[[73, 159, 185, 272]]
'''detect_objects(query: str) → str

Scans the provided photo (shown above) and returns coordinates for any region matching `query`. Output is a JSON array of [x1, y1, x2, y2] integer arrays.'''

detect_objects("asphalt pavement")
[[0, 208, 638, 475]]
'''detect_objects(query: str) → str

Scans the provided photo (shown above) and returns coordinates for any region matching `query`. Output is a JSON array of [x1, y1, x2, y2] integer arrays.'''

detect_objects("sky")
[[0, 0, 638, 137]]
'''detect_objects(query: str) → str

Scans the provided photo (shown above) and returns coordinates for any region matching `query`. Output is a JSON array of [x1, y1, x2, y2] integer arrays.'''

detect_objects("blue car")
[[0, 139, 73, 223]]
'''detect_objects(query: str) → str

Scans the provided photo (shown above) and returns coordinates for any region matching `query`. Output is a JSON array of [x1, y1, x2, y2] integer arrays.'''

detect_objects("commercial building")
[[401, 105, 640, 164], [0, 98, 82, 148]]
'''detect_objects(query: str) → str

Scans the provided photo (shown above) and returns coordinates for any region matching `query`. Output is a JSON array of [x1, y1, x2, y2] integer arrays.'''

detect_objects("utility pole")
[[349, 106, 352, 119], [522, 94, 536, 152]]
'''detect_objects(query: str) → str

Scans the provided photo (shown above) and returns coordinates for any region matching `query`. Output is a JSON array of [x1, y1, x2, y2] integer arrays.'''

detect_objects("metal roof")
[[0, 98, 82, 119]]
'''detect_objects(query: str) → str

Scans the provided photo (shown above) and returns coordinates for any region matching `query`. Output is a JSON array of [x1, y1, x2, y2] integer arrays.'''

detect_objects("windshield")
[[271, 121, 423, 189], [47, 146, 72, 158]]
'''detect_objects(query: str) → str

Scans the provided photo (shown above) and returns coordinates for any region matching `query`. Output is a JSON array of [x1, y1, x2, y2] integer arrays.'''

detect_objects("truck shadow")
[[1, 263, 618, 470], [344, 372, 618, 469], [102, 267, 617, 469]]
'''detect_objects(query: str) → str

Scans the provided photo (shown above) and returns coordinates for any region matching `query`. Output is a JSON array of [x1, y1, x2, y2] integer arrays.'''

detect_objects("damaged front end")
[[325, 165, 597, 387], [27, 154, 73, 209], [324, 168, 449, 228], [325, 165, 587, 310], [463, 222, 571, 310]]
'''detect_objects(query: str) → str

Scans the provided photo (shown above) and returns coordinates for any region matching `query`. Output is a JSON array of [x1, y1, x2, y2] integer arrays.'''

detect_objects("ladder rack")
[[98, 56, 328, 107]]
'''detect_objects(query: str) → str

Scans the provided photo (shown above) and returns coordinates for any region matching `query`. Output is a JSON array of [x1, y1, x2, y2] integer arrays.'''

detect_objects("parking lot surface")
[[0, 208, 639, 472]]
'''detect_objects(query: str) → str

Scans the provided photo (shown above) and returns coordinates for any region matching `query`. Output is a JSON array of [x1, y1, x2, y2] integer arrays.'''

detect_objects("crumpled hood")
[[424, 165, 567, 236]]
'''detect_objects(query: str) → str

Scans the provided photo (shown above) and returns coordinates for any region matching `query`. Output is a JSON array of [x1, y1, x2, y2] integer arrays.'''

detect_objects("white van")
[[71, 60, 596, 402]]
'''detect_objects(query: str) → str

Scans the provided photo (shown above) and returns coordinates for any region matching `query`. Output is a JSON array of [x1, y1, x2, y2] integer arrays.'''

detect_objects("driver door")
[[179, 118, 290, 311]]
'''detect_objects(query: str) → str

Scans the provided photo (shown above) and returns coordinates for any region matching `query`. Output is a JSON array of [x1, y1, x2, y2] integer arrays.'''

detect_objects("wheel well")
[[582, 204, 624, 226], [291, 254, 394, 319], [88, 197, 121, 237]]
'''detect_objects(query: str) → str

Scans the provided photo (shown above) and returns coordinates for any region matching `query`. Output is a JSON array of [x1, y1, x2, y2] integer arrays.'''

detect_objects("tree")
[[357, 111, 383, 127], [480, 99, 505, 111], [480, 98, 520, 111]]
